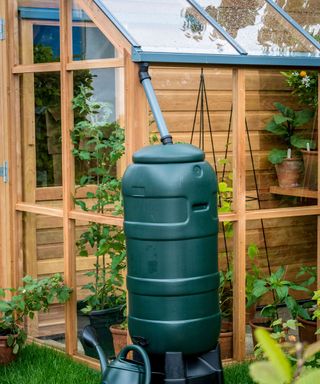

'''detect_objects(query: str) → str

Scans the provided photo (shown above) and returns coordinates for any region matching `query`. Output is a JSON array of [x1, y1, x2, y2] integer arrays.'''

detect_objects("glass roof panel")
[[275, 0, 320, 38], [196, 0, 319, 56], [95, 0, 238, 55]]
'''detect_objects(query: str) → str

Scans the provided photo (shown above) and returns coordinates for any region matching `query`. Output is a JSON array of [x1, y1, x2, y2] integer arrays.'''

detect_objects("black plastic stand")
[[144, 344, 224, 384]]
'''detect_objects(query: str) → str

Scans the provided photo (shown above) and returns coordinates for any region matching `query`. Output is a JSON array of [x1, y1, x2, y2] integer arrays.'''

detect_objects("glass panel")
[[22, 213, 67, 349], [245, 68, 318, 210], [276, 0, 320, 38], [151, 66, 234, 211], [246, 216, 317, 353], [197, 0, 319, 56], [20, 72, 64, 207], [18, 1, 60, 64], [72, 67, 124, 198], [97, 0, 238, 54], [72, 2, 116, 60]]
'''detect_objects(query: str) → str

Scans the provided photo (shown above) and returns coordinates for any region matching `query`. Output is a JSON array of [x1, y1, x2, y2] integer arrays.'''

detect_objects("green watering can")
[[81, 325, 151, 384]]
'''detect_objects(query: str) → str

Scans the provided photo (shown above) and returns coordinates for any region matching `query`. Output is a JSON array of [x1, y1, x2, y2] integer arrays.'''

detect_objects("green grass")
[[0, 344, 101, 384], [0, 343, 254, 384], [224, 361, 255, 384]]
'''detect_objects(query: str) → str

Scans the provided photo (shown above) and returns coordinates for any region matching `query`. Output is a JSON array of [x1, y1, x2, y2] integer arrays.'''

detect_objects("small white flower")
[[301, 76, 311, 87]]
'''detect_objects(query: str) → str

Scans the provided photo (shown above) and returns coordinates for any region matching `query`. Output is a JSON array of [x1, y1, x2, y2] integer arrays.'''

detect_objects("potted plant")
[[109, 307, 128, 356], [266, 102, 314, 188], [249, 266, 310, 345], [218, 268, 233, 359], [71, 85, 126, 359], [282, 70, 318, 190], [295, 266, 317, 344], [0, 274, 72, 364]]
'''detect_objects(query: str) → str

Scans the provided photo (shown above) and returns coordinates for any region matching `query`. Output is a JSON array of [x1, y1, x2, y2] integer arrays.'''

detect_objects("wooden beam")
[[60, 0, 77, 356], [69, 210, 123, 227], [16, 202, 63, 217], [232, 68, 246, 361], [246, 205, 320, 221], [66, 57, 124, 71], [12, 63, 61, 74]]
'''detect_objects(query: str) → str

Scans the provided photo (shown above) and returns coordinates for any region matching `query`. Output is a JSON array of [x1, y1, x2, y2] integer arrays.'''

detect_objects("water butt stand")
[[121, 64, 224, 383]]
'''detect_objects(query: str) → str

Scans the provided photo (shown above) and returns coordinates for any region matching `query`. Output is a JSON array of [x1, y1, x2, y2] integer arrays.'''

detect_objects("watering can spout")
[[81, 325, 108, 375]]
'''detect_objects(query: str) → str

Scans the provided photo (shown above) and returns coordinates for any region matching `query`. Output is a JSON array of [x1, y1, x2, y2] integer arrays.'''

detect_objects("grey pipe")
[[139, 63, 173, 145]]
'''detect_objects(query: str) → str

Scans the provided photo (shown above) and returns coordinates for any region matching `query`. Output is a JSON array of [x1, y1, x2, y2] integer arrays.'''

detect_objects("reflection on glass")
[[72, 3, 116, 60], [98, 0, 237, 54], [33, 73, 62, 187], [245, 68, 318, 211], [197, 0, 319, 56], [276, 0, 320, 38]]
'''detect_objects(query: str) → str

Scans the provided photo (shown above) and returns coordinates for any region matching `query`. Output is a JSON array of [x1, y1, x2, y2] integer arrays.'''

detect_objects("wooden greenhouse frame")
[[0, 0, 320, 366]]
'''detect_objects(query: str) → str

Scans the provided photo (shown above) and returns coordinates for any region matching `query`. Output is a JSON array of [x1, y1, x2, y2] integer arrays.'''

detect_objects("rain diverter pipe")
[[139, 63, 173, 145]]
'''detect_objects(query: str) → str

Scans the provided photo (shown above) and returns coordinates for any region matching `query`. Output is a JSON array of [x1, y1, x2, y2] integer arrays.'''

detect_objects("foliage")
[[34, 44, 93, 187], [0, 274, 72, 354], [250, 328, 320, 384], [71, 85, 126, 314], [266, 102, 314, 164], [219, 244, 260, 320], [281, 70, 318, 110], [252, 266, 310, 323], [312, 290, 320, 334]]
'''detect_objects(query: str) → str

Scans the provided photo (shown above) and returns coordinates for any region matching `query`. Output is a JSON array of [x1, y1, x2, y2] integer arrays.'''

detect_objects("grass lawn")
[[0, 344, 254, 384]]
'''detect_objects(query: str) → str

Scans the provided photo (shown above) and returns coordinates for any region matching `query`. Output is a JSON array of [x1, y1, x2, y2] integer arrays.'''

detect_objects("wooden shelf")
[[270, 186, 318, 199]]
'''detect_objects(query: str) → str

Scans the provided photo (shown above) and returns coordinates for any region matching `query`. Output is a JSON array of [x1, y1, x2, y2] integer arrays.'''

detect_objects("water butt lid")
[[133, 143, 204, 164]]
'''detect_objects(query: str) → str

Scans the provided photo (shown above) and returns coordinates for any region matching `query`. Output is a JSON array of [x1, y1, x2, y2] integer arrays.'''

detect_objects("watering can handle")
[[118, 345, 151, 384]]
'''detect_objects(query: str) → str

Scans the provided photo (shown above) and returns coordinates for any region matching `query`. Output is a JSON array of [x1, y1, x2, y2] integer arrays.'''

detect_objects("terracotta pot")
[[246, 304, 257, 324], [109, 325, 127, 356], [302, 150, 318, 190], [249, 318, 272, 347], [0, 336, 16, 365], [219, 320, 233, 360], [275, 158, 303, 188], [297, 315, 317, 344]]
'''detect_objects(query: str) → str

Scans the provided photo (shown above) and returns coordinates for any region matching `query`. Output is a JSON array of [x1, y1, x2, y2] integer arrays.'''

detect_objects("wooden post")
[[124, 53, 149, 165], [7, 0, 23, 290], [60, 0, 76, 356], [0, 0, 10, 289], [232, 68, 246, 361]]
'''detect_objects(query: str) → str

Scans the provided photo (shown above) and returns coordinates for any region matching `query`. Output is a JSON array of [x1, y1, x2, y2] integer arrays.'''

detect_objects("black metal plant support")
[[190, 68, 273, 280]]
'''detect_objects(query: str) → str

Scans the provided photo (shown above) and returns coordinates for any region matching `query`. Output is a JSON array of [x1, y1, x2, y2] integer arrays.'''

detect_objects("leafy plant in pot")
[[266, 102, 314, 188], [282, 69, 318, 190], [71, 85, 126, 359], [0, 274, 72, 364], [295, 266, 317, 344], [250, 266, 310, 346]]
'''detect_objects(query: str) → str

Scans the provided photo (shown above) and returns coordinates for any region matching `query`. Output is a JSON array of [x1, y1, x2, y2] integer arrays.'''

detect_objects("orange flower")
[[300, 71, 307, 77]]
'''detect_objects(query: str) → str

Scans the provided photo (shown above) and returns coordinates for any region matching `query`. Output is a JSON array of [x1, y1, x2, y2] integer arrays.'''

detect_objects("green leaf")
[[293, 109, 314, 127], [249, 361, 288, 384], [254, 328, 292, 383], [290, 135, 316, 150], [266, 120, 288, 136], [268, 149, 287, 165], [248, 243, 259, 260], [295, 369, 320, 384], [274, 114, 291, 125], [0, 301, 11, 312], [13, 343, 19, 354], [7, 335, 14, 347]]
